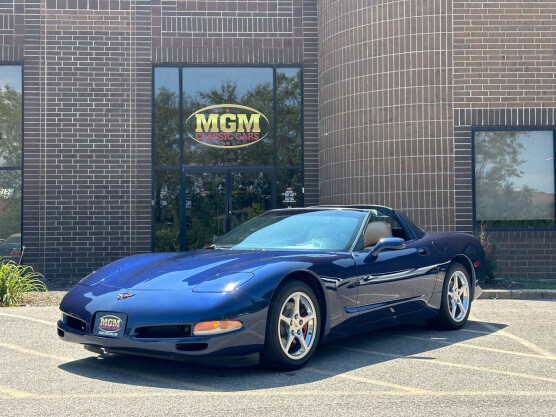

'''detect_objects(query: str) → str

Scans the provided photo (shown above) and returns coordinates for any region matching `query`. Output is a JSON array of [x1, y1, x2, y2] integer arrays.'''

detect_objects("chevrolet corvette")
[[58, 206, 485, 370]]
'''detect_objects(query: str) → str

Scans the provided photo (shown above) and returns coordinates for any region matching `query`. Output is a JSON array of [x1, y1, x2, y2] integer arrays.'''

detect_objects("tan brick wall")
[[453, 0, 556, 108], [319, 0, 455, 231]]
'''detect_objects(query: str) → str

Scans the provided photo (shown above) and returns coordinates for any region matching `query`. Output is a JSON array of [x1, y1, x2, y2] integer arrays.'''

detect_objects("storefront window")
[[154, 67, 180, 167], [474, 130, 555, 228], [153, 66, 303, 252], [276, 68, 302, 166], [0, 65, 22, 260], [183, 67, 273, 166]]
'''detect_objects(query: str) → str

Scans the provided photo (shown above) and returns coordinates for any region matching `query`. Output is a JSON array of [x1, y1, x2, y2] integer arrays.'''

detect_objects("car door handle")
[[418, 247, 430, 256]]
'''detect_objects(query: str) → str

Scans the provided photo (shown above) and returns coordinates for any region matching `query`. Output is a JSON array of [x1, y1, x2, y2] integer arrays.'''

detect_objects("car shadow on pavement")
[[58, 319, 506, 392]]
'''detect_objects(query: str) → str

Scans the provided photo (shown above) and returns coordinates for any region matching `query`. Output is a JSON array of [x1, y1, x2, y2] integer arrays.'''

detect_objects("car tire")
[[427, 262, 472, 330], [261, 280, 321, 371]]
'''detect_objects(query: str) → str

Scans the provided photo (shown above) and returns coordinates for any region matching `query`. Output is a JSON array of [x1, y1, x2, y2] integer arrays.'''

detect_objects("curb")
[[479, 289, 556, 300]]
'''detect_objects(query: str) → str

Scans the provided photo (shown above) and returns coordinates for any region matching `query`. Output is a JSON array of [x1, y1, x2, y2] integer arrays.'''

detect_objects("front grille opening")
[[134, 324, 191, 339], [175, 342, 208, 352], [65, 315, 87, 332]]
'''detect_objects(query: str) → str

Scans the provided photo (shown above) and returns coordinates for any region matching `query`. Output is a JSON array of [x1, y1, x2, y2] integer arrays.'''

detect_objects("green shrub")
[[0, 259, 47, 306]]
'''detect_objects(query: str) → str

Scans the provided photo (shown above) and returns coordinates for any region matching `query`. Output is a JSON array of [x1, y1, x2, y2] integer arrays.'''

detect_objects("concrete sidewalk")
[[479, 289, 556, 300]]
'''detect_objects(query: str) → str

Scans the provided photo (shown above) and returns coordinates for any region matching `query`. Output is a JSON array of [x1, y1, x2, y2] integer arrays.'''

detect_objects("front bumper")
[[57, 283, 268, 364], [57, 319, 261, 365]]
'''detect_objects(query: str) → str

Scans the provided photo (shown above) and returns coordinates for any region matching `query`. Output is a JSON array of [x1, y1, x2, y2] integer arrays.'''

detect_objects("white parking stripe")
[[305, 366, 431, 394], [379, 331, 556, 361], [0, 384, 31, 398], [0, 312, 57, 327], [474, 319, 556, 359], [331, 345, 556, 384]]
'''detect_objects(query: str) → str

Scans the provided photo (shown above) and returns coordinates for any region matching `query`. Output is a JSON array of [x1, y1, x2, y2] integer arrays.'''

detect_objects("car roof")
[[266, 205, 395, 214], [311, 204, 395, 211]]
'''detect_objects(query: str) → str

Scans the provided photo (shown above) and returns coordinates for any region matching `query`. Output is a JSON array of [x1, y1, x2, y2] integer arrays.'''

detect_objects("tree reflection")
[[475, 131, 555, 228], [183, 80, 274, 166], [0, 84, 22, 242], [0, 85, 22, 168], [154, 87, 179, 167]]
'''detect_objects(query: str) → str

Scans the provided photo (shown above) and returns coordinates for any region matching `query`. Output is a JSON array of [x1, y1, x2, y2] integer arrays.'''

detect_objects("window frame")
[[471, 126, 556, 232], [0, 62, 24, 254]]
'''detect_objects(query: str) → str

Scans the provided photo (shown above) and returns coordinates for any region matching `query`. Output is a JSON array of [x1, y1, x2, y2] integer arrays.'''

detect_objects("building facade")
[[0, 0, 554, 286]]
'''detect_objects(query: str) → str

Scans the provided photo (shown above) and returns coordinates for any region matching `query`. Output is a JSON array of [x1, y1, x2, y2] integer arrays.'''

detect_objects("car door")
[[355, 209, 438, 323]]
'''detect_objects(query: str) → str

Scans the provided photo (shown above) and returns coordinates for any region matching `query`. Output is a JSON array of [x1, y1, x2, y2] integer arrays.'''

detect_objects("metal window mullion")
[[272, 67, 277, 208], [179, 68, 186, 251]]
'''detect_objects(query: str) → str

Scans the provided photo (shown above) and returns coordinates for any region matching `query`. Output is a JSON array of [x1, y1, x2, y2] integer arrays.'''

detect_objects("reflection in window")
[[154, 67, 180, 167], [474, 130, 555, 228], [277, 68, 302, 166], [182, 67, 274, 166], [0, 65, 22, 168], [153, 66, 304, 252], [231, 172, 272, 228], [0, 65, 22, 258], [185, 172, 226, 250], [154, 169, 180, 252]]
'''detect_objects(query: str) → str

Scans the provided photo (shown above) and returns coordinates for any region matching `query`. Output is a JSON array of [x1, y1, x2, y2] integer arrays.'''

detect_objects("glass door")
[[230, 171, 272, 231], [184, 172, 226, 250]]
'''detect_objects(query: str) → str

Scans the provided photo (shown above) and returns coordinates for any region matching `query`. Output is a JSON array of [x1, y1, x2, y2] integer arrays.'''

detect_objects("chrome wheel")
[[447, 270, 470, 322], [278, 292, 317, 360]]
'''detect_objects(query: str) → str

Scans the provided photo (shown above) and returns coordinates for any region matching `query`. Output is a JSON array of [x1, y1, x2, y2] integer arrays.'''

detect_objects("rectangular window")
[[474, 129, 555, 229], [153, 65, 303, 252], [0, 64, 23, 261]]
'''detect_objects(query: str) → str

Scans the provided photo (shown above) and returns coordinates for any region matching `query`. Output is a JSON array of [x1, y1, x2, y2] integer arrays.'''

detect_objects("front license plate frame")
[[93, 312, 127, 338]]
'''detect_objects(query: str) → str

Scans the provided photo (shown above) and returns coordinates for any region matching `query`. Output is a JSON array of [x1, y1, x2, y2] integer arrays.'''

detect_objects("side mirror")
[[367, 237, 405, 258]]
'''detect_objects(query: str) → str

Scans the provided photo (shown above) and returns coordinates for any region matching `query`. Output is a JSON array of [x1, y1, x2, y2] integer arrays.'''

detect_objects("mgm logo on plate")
[[93, 312, 127, 338], [186, 104, 270, 149]]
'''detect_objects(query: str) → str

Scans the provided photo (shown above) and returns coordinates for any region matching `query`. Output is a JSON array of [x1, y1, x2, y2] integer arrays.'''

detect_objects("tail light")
[[8, 250, 21, 256]]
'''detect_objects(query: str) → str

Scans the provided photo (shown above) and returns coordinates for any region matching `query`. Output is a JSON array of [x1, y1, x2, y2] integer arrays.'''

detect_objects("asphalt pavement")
[[0, 300, 555, 417]]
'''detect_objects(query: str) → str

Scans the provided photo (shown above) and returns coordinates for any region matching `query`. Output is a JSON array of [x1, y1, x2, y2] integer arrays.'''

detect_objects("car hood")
[[79, 249, 321, 291]]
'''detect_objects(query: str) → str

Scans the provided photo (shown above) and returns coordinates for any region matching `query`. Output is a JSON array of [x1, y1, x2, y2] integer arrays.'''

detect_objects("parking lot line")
[[305, 366, 431, 394], [0, 384, 32, 398], [0, 341, 214, 392], [331, 345, 556, 384], [474, 319, 556, 359], [0, 342, 71, 362], [1, 389, 555, 401], [0, 313, 56, 327], [379, 331, 556, 361]]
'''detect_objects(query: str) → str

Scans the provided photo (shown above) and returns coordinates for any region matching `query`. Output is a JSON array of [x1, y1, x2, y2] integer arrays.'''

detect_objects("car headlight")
[[78, 266, 120, 286], [192, 272, 254, 293]]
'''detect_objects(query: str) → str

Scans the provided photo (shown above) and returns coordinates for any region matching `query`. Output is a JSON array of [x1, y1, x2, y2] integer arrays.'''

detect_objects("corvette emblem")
[[117, 293, 135, 300]]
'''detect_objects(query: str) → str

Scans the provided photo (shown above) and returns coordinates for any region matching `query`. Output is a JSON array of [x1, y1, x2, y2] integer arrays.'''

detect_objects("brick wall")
[[0, 0, 24, 61], [22, 0, 152, 286], [318, 0, 455, 232], [453, 1, 556, 279]]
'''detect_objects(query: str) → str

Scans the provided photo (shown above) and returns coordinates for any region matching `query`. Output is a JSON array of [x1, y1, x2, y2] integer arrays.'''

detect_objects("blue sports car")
[[58, 206, 485, 370]]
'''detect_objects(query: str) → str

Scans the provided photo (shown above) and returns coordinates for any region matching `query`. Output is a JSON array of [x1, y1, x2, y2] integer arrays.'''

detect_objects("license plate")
[[93, 312, 127, 338]]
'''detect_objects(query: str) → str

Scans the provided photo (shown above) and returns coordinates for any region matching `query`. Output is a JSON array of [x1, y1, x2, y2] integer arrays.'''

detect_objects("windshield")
[[213, 209, 366, 251], [4, 235, 20, 245]]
